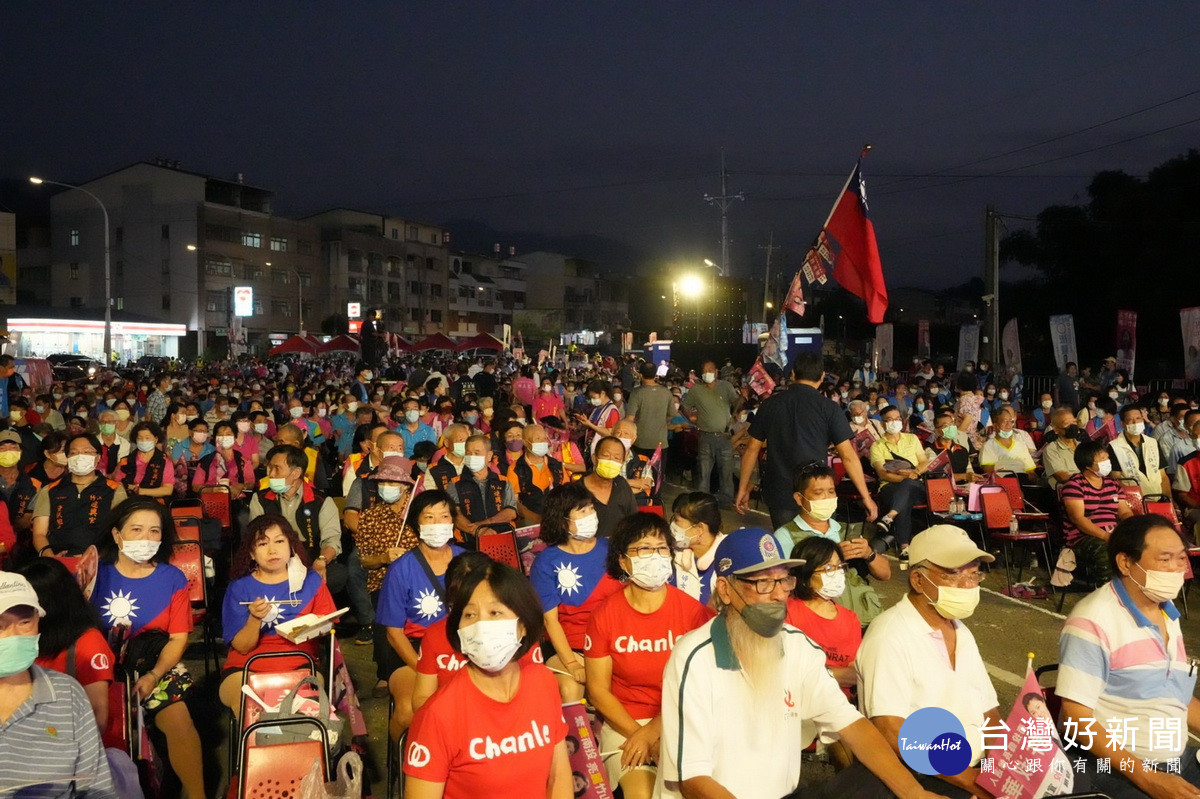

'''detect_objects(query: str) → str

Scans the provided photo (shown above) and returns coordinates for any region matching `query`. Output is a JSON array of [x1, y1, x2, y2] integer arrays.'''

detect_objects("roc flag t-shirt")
[[584, 586, 713, 719], [529, 540, 622, 649], [91, 561, 192, 636], [404, 662, 567, 798], [221, 569, 337, 672], [377, 545, 466, 639]]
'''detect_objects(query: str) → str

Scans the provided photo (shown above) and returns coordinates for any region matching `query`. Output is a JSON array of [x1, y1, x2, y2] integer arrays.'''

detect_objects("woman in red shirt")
[[405, 560, 571, 799], [785, 536, 862, 699], [533, 376, 566, 424], [584, 513, 712, 798]]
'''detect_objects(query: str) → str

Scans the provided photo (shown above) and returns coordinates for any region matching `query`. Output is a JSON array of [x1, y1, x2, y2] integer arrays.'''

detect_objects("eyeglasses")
[[627, 545, 672, 558], [736, 575, 798, 594], [813, 563, 849, 576], [921, 564, 985, 586]]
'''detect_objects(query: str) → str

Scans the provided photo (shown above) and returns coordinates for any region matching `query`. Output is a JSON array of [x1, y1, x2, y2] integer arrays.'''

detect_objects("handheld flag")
[[975, 667, 1074, 798], [820, 148, 888, 323]]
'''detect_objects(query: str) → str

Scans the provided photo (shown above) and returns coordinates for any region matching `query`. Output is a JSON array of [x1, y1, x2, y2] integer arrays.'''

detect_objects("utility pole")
[[758, 232, 780, 322], [703, 149, 744, 277], [984, 205, 1000, 364]]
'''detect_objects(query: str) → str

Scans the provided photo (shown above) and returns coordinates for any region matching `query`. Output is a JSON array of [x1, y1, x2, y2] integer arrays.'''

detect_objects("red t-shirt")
[[404, 663, 567, 798], [785, 598, 862, 672], [584, 587, 713, 719], [416, 618, 543, 678], [35, 628, 116, 685]]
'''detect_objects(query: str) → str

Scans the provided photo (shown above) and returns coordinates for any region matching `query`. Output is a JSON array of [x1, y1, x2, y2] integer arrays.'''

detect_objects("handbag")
[[257, 676, 345, 754], [837, 571, 883, 625], [299, 752, 363, 799]]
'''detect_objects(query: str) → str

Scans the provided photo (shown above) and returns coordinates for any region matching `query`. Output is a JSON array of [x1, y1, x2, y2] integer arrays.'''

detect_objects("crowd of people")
[[0, 346, 1198, 798]]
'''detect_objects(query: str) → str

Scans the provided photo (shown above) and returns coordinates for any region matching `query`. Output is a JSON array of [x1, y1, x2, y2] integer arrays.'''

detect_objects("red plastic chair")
[[169, 542, 215, 675], [199, 485, 233, 532], [228, 651, 318, 776], [1118, 479, 1145, 516], [925, 475, 955, 515], [237, 718, 328, 798], [477, 529, 521, 570], [101, 673, 134, 753], [981, 490, 1052, 594], [171, 498, 204, 525]]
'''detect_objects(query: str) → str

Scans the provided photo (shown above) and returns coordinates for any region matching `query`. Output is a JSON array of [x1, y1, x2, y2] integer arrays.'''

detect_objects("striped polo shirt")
[[1057, 579, 1194, 761], [1059, 473, 1123, 546], [0, 665, 116, 797]]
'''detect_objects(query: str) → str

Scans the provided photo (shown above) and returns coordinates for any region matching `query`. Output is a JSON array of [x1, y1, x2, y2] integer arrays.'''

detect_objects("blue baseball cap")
[[714, 528, 805, 577]]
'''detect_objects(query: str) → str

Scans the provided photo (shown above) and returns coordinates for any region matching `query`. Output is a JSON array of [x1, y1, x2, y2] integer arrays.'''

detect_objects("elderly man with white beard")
[[657, 527, 947, 799]]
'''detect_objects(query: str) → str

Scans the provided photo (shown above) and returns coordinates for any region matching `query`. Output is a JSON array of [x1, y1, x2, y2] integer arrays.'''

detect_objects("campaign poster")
[[1002, 318, 1022, 375], [975, 668, 1073, 799], [957, 323, 980, 371], [784, 270, 806, 316], [1180, 308, 1200, 380], [1114, 310, 1137, 379], [562, 702, 614, 799], [873, 324, 894, 372], [1048, 315, 1078, 372], [917, 319, 931, 358]]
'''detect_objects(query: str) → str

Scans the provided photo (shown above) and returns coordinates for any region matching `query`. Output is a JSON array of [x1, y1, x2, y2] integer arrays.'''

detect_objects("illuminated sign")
[[233, 286, 254, 317], [347, 302, 361, 319]]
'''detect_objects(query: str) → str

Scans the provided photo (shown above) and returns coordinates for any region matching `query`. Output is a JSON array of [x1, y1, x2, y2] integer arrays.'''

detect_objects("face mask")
[[136, 439, 156, 453], [939, 425, 959, 441], [739, 601, 787, 638], [998, 392, 1009, 401], [816, 568, 846, 600], [884, 420, 903, 435], [1160, 398, 1170, 406], [289, 406, 304, 418], [702, 373, 716, 384], [919, 573, 980, 619], [185, 414, 198, 422], [1132, 563, 1185, 604], [67, 454, 95, 475], [99, 423, 116, 436], [192, 431, 209, 443], [852, 415, 865, 425], [459, 453, 486, 473], [804, 496, 838, 521], [541, 385, 552, 393], [530, 441, 549, 457], [451, 441, 467, 457], [115, 409, 131, 421], [233, 420, 250, 434], [0, 451, 19, 468], [0, 634, 39, 678], [53, 394, 62, 401], [617, 437, 634, 452], [346, 402, 359, 413], [997, 429, 1013, 439], [483, 408, 494, 419], [419, 522, 455, 548], [121, 537, 160, 564], [378, 484, 403, 504], [458, 618, 522, 672], [1096, 459, 1113, 477], [505, 439, 524, 453], [594, 458, 622, 479], [35, 404, 45, 414], [571, 512, 599, 539], [628, 553, 673, 591], [670, 520, 698, 547], [268, 476, 290, 493], [363, 371, 373, 381], [464, 413, 479, 425], [1126, 422, 1145, 436], [405, 410, 420, 423], [589, 397, 603, 406], [216, 435, 236, 450]]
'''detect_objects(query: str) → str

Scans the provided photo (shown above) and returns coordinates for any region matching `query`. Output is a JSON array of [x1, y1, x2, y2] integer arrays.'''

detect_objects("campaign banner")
[[747, 358, 777, 398], [874, 324, 894, 372], [1002, 318, 1022, 375], [957, 323, 980, 371], [1115, 310, 1137, 379], [1048, 315, 1078, 372], [1181, 308, 1200, 380], [784, 270, 806, 316], [562, 702, 614, 799], [975, 668, 1073, 799], [917, 319, 931, 358]]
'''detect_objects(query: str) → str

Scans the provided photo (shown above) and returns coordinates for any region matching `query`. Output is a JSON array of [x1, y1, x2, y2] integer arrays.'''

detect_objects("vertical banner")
[[1001, 318, 1022, 374], [562, 703, 614, 798], [784, 270, 806, 316], [917, 319, 930, 358], [1182, 307, 1200, 380], [975, 668, 1074, 799], [1114, 310, 1137, 378], [501, 323, 511, 348], [873, 323, 894, 372], [1048, 315, 1078, 372], [957, 322, 980, 371]]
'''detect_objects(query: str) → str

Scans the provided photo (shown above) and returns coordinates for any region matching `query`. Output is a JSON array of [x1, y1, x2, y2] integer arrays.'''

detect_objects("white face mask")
[[458, 618, 522, 672], [289, 406, 304, 418], [378, 484, 403, 504], [851, 415, 865, 425], [884, 420, 903, 435], [192, 431, 209, 443], [669, 520, 698, 547], [999, 392, 1009, 400], [1096, 459, 1113, 477], [463, 454, 487, 473], [530, 441, 549, 457], [816, 567, 846, 600], [121, 538, 160, 564], [67, 454, 96, 475], [419, 522, 455, 548], [254, 422, 269, 435], [1041, 400, 1053, 410], [617, 437, 634, 453], [702, 373, 716, 384], [1126, 422, 1145, 437], [380, 450, 404, 462], [804, 496, 838, 522], [571, 512, 599, 539], [628, 553, 673, 591], [136, 440, 156, 453], [1131, 562, 1185, 604], [217, 435, 236, 450]]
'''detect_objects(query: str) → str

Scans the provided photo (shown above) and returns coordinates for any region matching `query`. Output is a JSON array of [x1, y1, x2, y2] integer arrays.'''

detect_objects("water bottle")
[[1009, 514, 1019, 534]]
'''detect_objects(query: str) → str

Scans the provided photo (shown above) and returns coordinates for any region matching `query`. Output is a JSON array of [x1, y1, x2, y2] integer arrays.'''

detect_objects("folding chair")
[[994, 474, 1050, 521], [386, 698, 406, 799], [101, 672, 134, 753], [1143, 496, 1194, 617], [170, 498, 204, 526], [925, 475, 955, 517], [237, 718, 328, 799], [168, 542, 215, 676], [173, 516, 202, 544], [477, 528, 521, 570], [231, 651, 318, 777], [981, 489, 1053, 596], [198, 484, 234, 534], [1118, 479, 1145, 516]]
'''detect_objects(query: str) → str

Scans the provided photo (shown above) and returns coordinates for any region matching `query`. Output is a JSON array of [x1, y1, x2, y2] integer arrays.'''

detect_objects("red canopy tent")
[[454, 332, 506, 352], [412, 332, 457, 351], [268, 335, 319, 356], [318, 334, 361, 354]]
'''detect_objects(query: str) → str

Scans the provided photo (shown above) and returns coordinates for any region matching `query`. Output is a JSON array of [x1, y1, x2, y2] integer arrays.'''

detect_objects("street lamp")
[[30, 176, 112, 363]]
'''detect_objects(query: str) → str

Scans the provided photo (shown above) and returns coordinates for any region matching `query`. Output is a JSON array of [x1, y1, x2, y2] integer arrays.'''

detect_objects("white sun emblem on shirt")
[[260, 602, 283, 628], [555, 563, 583, 595], [413, 588, 444, 620], [101, 589, 139, 627]]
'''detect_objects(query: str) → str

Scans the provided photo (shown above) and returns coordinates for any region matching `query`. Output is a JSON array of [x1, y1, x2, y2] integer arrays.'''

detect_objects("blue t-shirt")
[[332, 413, 358, 456], [377, 545, 465, 638], [397, 423, 437, 458], [529, 539, 612, 613], [221, 569, 329, 643], [91, 561, 191, 636]]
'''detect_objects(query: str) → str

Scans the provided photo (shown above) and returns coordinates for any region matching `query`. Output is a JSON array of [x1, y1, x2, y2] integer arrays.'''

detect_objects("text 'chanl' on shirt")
[[417, 617, 544, 679]]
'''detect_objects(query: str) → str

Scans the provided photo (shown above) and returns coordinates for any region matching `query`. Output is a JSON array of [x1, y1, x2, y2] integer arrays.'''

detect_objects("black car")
[[46, 353, 104, 381]]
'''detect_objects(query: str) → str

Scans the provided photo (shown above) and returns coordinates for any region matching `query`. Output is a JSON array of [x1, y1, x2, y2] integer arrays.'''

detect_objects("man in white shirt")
[[658, 528, 942, 799]]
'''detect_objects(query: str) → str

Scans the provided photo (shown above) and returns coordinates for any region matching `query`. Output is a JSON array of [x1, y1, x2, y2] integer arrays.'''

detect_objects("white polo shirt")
[[657, 614, 862, 798], [856, 594, 999, 764]]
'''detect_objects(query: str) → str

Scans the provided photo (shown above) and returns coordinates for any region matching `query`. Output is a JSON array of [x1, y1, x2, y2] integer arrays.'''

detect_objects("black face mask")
[[1064, 424, 1084, 440]]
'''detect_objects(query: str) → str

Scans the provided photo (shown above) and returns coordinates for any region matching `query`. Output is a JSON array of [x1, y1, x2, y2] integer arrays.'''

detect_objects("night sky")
[[6, 3, 1199, 289]]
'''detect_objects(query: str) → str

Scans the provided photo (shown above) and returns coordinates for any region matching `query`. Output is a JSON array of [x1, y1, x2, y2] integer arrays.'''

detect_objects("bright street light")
[[186, 244, 197, 251], [703, 259, 716, 268], [28, 177, 44, 184], [765, 301, 774, 309], [679, 274, 705, 298]]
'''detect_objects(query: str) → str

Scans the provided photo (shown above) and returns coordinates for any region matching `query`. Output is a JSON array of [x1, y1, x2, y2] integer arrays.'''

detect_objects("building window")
[[409, 308, 421, 322], [430, 284, 443, 298], [253, 299, 264, 315], [272, 269, 290, 285], [369, 279, 383, 299], [161, 258, 170, 275], [458, 285, 469, 298], [113, 260, 124, 277], [205, 257, 233, 276], [388, 282, 401, 301], [391, 228, 399, 240], [69, 229, 80, 246], [270, 237, 288, 252], [296, 271, 311, 287], [408, 281, 421, 295], [116, 297, 124, 310], [69, 263, 79, 280], [162, 295, 171, 310], [241, 231, 262, 248], [349, 277, 366, 296], [387, 257, 402, 276], [426, 257, 435, 270], [272, 300, 291, 317], [407, 226, 419, 241], [348, 250, 363, 272], [244, 264, 263, 280], [205, 223, 239, 243], [430, 233, 438, 244], [69, 296, 83, 308], [161, 224, 170, 240], [430, 310, 442, 323], [206, 290, 228, 312], [297, 240, 312, 255]]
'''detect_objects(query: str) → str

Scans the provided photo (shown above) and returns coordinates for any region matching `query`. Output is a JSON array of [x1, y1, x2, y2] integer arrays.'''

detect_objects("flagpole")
[[820, 144, 872, 229]]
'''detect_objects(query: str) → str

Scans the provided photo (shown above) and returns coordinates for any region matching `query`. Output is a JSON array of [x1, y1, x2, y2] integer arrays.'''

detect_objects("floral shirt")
[[355, 501, 419, 592]]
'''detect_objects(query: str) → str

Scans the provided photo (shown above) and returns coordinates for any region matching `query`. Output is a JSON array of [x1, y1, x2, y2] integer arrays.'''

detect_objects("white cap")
[[907, 525, 994, 570], [0, 572, 46, 617]]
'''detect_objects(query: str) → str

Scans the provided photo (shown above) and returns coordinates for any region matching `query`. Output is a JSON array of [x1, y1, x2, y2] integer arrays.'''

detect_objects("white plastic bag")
[[299, 751, 362, 799]]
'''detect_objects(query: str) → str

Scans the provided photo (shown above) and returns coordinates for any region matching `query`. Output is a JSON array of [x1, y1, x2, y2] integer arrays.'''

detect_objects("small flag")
[[975, 667, 1074, 799], [784, 271, 806, 316], [747, 359, 776, 398]]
